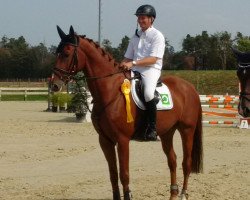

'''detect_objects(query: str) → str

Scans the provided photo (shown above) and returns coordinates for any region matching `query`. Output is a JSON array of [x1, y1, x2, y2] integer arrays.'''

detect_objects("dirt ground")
[[0, 102, 249, 200]]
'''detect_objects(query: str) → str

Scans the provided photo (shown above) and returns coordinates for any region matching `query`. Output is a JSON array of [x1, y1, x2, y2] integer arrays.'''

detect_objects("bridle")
[[238, 64, 250, 106], [53, 42, 79, 82], [53, 40, 129, 83]]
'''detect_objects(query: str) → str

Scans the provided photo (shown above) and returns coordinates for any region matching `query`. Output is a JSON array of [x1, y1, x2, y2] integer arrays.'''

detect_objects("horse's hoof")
[[180, 192, 189, 200], [124, 190, 132, 200], [113, 190, 121, 200], [169, 195, 178, 200]]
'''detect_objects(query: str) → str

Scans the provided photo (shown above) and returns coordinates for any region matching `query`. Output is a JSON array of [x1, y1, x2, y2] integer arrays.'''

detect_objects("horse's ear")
[[57, 25, 66, 39], [69, 25, 75, 36]]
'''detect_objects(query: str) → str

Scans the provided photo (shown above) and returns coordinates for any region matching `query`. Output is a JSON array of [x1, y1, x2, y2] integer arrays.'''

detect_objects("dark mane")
[[81, 36, 119, 68], [56, 34, 120, 68]]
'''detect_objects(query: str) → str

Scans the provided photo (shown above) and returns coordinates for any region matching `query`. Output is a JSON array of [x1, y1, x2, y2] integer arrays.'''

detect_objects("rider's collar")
[[138, 26, 154, 37]]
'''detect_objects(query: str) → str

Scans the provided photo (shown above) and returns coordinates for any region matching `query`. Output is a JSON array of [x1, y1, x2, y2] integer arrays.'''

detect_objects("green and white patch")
[[160, 94, 170, 105]]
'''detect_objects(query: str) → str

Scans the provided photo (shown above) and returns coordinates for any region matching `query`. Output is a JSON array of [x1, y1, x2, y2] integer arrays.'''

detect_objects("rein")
[[83, 69, 129, 80], [240, 92, 250, 101]]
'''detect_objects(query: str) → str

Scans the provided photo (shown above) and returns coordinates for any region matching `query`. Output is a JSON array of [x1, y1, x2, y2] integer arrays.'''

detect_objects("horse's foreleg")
[[160, 132, 179, 199], [99, 134, 121, 200], [180, 127, 195, 199], [117, 137, 132, 200]]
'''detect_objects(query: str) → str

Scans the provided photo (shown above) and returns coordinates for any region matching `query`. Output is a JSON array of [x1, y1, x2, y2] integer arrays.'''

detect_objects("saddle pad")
[[131, 78, 174, 111]]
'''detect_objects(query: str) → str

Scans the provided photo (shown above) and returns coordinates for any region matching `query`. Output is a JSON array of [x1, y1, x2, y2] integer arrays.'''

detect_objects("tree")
[[102, 39, 114, 55], [0, 36, 55, 79], [102, 36, 130, 63], [181, 31, 237, 70], [163, 39, 175, 69], [67, 72, 90, 121], [113, 36, 130, 62], [237, 37, 250, 52], [213, 31, 232, 70]]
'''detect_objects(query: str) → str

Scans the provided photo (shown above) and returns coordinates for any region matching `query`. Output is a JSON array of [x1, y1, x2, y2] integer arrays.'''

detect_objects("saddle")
[[133, 71, 161, 104], [131, 71, 173, 110]]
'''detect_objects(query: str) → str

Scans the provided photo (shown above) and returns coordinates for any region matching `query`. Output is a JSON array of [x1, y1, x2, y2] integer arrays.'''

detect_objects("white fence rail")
[[0, 87, 48, 101]]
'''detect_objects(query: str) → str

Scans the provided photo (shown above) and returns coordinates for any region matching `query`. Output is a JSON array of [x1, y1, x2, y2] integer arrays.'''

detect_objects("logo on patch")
[[160, 94, 170, 105]]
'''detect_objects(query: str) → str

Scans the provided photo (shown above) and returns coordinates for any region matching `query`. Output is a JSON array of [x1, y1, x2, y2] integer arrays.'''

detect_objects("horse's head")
[[52, 25, 87, 92], [232, 48, 250, 117]]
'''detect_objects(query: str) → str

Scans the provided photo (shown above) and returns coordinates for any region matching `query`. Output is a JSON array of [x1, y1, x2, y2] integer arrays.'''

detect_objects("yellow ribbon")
[[121, 79, 134, 123]]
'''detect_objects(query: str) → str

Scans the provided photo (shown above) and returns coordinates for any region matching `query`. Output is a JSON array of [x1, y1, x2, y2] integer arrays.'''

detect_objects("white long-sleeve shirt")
[[124, 26, 165, 70]]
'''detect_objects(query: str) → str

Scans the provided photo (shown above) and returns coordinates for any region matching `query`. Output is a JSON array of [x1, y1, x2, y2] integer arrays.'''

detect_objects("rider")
[[121, 5, 165, 141]]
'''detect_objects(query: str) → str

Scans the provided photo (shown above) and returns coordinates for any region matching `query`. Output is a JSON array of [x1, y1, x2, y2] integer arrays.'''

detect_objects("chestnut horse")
[[53, 26, 203, 200], [232, 48, 250, 117]]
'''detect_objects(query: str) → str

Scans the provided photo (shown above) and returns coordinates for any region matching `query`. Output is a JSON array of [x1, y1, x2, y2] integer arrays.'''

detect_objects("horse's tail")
[[191, 104, 203, 173]]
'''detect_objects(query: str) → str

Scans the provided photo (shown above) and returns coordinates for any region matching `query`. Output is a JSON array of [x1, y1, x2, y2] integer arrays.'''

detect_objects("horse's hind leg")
[[160, 130, 179, 199], [99, 134, 121, 200]]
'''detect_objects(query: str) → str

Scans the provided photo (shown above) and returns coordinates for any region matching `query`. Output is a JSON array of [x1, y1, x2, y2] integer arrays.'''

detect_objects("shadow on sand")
[[52, 199, 111, 200], [47, 117, 80, 123]]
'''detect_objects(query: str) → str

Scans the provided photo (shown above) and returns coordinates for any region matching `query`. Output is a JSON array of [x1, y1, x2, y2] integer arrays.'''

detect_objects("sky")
[[0, 0, 250, 51]]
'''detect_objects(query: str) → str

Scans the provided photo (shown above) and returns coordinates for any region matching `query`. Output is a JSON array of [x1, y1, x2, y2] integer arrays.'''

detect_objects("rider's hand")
[[120, 61, 133, 70]]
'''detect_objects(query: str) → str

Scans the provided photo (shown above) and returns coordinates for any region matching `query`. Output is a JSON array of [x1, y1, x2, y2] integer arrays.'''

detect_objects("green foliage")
[[181, 31, 235, 70], [237, 38, 250, 52], [102, 36, 130, 62], [0, 31, 249, 80], [67, 72, 90, 118], [50, 93, 60, 106], [0, 36, 55, 79], [50, 92, 70, 107], [58, 93, 71, 107]]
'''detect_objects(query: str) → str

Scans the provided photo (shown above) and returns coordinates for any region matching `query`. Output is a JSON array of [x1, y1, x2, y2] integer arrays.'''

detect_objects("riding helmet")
[[135, 5, 156, 18]]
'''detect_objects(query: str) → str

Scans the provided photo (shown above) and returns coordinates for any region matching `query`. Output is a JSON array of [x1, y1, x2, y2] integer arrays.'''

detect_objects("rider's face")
[[137, 15, 153, 31]]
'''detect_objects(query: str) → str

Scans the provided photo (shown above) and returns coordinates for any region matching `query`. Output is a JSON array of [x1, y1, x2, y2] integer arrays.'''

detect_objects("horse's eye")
[[62, 52, 70, 57], [57, 51, 69, 58]]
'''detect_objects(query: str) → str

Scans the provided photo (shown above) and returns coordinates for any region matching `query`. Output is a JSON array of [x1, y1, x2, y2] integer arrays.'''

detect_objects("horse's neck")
[[80, 39, 123, 106]]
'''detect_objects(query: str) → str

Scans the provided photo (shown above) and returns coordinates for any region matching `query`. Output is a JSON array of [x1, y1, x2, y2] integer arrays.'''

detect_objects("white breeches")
[[133, 67, 161, 102]]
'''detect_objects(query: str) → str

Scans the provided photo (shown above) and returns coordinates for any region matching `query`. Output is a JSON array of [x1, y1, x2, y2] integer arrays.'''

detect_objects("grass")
[[0, 81, 47, 87], [162, 70, 238, 95], [0, 95, 48, 101]]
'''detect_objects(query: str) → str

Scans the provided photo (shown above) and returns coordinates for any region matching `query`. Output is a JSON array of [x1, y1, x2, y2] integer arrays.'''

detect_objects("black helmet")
[[135, 5, 156, 18]]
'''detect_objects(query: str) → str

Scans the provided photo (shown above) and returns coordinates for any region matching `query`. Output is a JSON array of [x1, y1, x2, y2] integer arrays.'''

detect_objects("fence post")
[[47, 81, 52, 111], [24, 89, 27, 101]]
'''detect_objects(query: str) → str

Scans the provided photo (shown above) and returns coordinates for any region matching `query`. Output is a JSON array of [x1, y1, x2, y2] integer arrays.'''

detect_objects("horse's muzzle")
[[243, 107, 250, 117], [51, 80, 64, 92], [239, 104, 250, 118]]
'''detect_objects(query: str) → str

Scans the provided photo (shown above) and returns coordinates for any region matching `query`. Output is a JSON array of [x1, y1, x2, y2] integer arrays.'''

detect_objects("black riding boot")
[[145, 99, 158, 141]]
